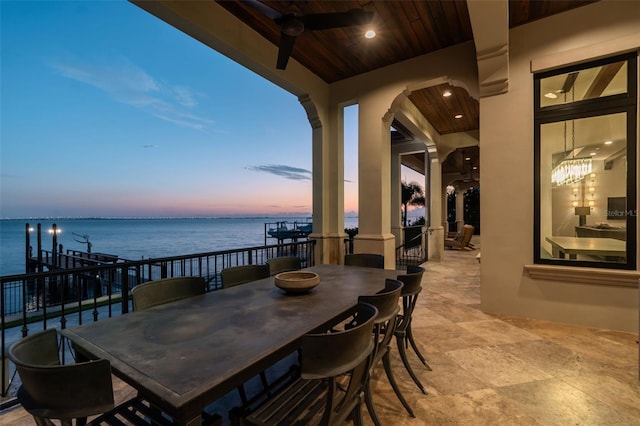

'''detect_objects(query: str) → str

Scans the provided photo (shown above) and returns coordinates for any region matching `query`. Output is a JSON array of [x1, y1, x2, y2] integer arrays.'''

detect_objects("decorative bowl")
[[274, 271, 319, 294]]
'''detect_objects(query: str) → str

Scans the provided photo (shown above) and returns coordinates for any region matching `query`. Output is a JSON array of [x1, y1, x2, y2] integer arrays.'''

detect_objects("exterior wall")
[[480, 0, 640, 332]]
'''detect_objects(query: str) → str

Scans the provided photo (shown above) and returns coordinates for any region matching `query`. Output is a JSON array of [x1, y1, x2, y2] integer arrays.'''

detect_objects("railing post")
[[121, 266, 129, 314]]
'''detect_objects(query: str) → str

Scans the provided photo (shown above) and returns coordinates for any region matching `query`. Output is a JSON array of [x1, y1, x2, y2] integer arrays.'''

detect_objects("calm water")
[[0, 217, 359, 276]]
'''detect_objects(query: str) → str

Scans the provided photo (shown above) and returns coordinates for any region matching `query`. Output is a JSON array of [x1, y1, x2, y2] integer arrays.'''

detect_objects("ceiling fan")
[[244, 1, 374, 70]]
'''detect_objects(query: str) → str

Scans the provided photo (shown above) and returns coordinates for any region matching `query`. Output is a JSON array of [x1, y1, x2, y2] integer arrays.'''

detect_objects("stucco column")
[[456, 186, 465, 231], [429, 156, 444, 260], [391, 147, 402, 246], [301, 95, 346, 265], [354, 96, 396, 268]]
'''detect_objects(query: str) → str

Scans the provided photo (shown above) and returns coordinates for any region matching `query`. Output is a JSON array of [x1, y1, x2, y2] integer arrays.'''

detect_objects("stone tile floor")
[[3, 235, 639, 425]]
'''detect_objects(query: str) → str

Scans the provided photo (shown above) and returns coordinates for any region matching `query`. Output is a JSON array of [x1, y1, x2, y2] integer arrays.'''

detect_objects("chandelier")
[[550, 73, 592, 185], [551, 158, 592, 185]]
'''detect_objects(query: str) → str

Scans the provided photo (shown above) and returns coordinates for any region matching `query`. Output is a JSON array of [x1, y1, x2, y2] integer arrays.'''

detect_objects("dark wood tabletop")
[[61, 264, 399, 425]]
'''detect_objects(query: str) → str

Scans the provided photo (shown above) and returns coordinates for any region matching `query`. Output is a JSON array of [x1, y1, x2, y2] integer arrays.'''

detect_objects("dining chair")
[[221, 264, 270, 288], [243, 302, 378, 426], [344, 253, 385, 269], [131, 276, 207, 311], [7, 328, 162, 426], [358, 279, 415, 425], [395, 265, 430, 394], [266, 256, 302, 276]]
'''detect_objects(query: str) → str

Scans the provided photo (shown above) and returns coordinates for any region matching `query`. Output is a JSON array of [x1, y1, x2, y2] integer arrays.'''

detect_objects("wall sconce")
[[588, 200, 595, 207]]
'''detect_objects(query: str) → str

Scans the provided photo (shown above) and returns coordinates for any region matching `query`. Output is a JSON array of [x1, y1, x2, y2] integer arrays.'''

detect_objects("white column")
[[354, 97, 396, 268], [391, 149, 402, 247], [300, 95, 346, 265], [429, 157, 444, 260], [456, 186, 465, 231]]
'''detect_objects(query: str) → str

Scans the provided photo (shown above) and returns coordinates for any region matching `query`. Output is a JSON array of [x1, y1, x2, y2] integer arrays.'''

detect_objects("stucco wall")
[[480, 0, 640, 332]]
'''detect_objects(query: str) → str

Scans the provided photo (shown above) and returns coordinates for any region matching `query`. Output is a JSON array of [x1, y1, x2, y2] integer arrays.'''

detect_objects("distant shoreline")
[[1, 215, 353, 221]]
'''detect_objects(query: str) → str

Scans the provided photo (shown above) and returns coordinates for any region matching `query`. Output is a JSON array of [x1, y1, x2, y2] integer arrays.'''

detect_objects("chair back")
[[358, 279, 403, 364], [266, 256, 302, 276], [132, 276, 206, 311], [8, 329, 115, 421], [221, 264, 270, 288], [358, 279, 403, 324], [460, 224, 474, 246], [344, 253, 385, 269], [397, 265, 424, 297], [302, 302, 377, 379], [396, 266, 425, 333], [301, 302, 377, 425]]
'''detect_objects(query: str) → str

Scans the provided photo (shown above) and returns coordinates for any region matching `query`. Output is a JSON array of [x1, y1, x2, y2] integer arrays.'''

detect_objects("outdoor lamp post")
[[49, 224, 61, 266]]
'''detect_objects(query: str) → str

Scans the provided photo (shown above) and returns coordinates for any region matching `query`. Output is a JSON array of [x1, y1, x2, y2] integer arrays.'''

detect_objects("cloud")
[[247, 164, 312, 180], [49, 56, 213, 130]]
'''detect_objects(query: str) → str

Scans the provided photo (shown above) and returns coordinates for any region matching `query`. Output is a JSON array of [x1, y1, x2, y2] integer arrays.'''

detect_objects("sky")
[[1, 0, 422, 219]]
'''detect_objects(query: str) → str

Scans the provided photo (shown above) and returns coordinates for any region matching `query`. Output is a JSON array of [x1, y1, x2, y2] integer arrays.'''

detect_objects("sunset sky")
[[1, 1, 421, 219]]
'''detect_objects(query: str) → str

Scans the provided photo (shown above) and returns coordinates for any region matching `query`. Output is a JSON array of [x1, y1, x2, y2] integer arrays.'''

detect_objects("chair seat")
[[246, 376, 330, 425], [90, 396, 222, 425]]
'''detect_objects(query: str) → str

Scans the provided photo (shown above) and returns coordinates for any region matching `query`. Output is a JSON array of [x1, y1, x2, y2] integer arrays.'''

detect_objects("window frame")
[[533, 52, 637, 270]]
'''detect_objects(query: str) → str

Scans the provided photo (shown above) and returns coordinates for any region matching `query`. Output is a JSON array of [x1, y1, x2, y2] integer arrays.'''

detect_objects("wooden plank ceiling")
[[217, 0, 599, 181]]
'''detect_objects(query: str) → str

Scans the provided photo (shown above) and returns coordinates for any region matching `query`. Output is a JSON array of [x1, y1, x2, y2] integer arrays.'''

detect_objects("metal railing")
[[396, 227, 428, 266], [344, 227, 428, 267], [1, 240, 315, 401]]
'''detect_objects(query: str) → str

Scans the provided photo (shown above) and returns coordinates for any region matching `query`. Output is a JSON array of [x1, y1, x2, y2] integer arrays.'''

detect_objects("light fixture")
[[544, 92, 558, 99], [364, 30, 376, 39], [572, 201, 579, 207], [604, 140, 613, 145], [552, 158, 592, 185], [442, 90, 452, 97], [454, 114, 463, 119], [551, 82, 592, 185]]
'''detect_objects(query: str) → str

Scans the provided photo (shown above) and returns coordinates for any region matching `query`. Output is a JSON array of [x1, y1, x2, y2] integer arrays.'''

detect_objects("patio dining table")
[[61, 264, 399, 425]]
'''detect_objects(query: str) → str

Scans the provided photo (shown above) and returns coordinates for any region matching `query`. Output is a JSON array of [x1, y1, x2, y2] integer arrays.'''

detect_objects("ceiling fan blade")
[[276, 33, 296, 70], [303, 9, 374, 31], [241, 0, 282, 20]]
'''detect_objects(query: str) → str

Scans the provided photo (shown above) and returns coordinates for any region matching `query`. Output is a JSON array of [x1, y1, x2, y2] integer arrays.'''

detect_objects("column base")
[[353, 233, 397, 269], [428, 226, 444, 261], [309, 233, 347, 265]]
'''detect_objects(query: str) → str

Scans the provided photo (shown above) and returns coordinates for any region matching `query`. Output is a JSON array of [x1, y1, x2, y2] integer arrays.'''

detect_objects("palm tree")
[[401, 181, 425, 227]]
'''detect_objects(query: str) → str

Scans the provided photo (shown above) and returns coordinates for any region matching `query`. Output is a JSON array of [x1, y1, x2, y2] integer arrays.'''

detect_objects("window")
[[534, 53, 637, 270]]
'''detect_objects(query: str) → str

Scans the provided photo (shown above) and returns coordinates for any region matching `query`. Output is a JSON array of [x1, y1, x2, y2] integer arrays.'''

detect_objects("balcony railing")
[[396, 226, 428, 266], [0, 240, 315, 402]]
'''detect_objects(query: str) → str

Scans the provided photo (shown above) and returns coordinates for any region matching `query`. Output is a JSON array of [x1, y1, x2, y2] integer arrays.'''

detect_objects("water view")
[[0, 217, 359, 276]]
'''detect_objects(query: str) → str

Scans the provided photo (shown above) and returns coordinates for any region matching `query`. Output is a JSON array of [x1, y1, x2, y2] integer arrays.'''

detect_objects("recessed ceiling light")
[[604, 140, 613, 145], [364, 30, 376, 39], [472, 166, 478, 170], [544, 92, 558, 99], [465, 157, 471, 161], [442, 90, 452, 97], [590, 152, 597, 156], [454, 114, 463, 119]]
